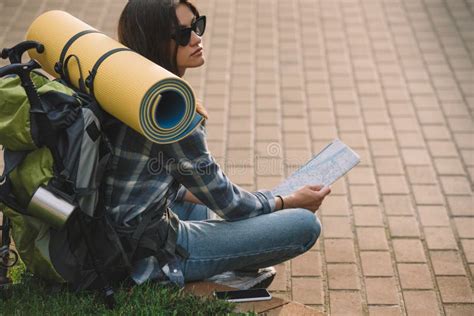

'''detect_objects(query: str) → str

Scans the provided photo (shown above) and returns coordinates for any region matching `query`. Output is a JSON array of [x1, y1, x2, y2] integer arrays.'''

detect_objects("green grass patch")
[[1, 263, 243, 315]]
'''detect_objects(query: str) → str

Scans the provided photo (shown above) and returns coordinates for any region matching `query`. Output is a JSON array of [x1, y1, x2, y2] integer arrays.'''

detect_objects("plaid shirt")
[[102, 120, 276, 283]]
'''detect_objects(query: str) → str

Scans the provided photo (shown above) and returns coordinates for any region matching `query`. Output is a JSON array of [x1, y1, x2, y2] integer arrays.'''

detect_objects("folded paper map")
[[272, 139, 360, 196]]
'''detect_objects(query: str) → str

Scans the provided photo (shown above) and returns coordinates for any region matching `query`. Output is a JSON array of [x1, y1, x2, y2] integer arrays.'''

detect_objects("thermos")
[[27, 186, 76, 229]]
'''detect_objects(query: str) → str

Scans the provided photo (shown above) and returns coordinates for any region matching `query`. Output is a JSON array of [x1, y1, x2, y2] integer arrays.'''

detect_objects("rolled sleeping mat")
[[26, 10, 203, 144]]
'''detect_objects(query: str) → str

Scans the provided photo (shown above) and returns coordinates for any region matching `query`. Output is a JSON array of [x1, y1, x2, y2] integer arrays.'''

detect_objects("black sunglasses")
[[172, 15, 206, 46]]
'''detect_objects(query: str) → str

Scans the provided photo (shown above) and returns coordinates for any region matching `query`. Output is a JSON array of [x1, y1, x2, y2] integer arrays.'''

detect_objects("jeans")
[[169, 200, 322, 282]]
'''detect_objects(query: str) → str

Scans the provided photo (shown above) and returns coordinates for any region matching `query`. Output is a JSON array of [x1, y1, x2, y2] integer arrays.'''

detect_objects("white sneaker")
[[206, 266, 276, 290]]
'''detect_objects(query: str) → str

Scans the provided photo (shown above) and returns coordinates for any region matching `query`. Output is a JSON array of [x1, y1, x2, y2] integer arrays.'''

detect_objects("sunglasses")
[[172, 15, 206, 46]]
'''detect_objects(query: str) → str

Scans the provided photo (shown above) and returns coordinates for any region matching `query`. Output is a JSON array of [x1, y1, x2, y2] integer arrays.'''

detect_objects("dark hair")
[[118, 0, 199, 76]]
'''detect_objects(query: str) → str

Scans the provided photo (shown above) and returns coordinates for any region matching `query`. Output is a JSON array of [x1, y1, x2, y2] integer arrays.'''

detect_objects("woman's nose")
[[189, 30, 202, 46]]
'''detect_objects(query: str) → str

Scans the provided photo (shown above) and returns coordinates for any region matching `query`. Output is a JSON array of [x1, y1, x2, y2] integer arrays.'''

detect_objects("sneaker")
[[206, 266, 276, 290]]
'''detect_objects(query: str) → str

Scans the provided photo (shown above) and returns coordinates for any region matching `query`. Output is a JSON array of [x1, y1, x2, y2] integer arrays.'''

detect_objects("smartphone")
[[213, 288, 272, 303]]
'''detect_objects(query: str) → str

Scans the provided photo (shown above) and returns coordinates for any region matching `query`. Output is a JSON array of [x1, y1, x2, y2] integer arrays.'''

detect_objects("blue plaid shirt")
[[102, 120, 276, 283]]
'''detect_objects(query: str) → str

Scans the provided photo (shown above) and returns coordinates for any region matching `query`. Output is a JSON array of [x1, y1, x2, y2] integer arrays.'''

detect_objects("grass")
[[0, 262, 243, 315]]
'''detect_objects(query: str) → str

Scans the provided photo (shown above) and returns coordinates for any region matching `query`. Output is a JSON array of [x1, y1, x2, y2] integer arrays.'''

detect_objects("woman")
[[105, 0, 330, 287]]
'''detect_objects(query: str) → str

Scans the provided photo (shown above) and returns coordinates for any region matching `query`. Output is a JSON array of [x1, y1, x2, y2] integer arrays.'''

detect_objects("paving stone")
[[437, 276, 474, 303], [444, 305, 474, 316], [412, 185, 445, 205], [398, 132, 426, 148], [461, 239, 474, 263], [357, 227, 389, 250], [350, 185, 380, 205], [427, 141, 459, 157], [228, 132, 253, 149], [256, 175, 283, 190], [330, 179, 347, 195], [309, 110, 334, 124], [430, 251, 466, 276], [255, 142, 283, 158], [291, 251, 322, 277], [327, 264, 360, 290], [425, 227, 458, 250], [383, 195, 415, 215], [367, 125, 395, 140], [453, 217, 474, 238], [417, 206, 450, 227], [329, 291, 364, 316], [363, 110, 390, 124], [393, 239, 427, 263], [292, 277, 323, 305], [256, 126, 283, 141], [406, 166, 438, 184], [440, 176, 472, 195], [355, 149, 373, 167], [227, 149, 254, 166], [360, 252, 394, 276], [398, 264, 434, 289], [353, 206, 384, 226], [447, 195, 474, 216], [256, 157, 285, 176], [368, 306, 402, 316], [322, 216, 353, 238], [388, 216, 421, 237], [365, 278, 399, 305], [447, 118, 473, 133], [348, 167, 376, 184], [310, 125, 338, 140], [417, 110, 445, 124], [283, 133, 311, 150], [337, 117, 364, 132], [283, 118, 310, 133], [402, 149, 432, 165], [324, 239, 356, 263], [370, 140, 399, 156], [404, 291, 441, 316], [339, 132, 369, 149], [460, 149, 474, 166], [374, 157, 404, 175], [393, 117, 419, 132], [454, 133, 474, 149], [320, 195, 349, 216], [434, 158, 466, 175], [378, 175, 410, 194], [268, 263, 288, 292], [423, 125, 452, 140]]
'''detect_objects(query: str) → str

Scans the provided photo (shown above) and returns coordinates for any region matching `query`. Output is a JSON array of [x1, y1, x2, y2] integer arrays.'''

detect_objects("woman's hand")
[[196, 101, 209, 120], [281, 185, 331, 213]]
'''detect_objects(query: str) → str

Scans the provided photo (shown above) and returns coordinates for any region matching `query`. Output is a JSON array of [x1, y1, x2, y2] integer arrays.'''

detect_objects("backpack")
[[0, 41, 148, 307]]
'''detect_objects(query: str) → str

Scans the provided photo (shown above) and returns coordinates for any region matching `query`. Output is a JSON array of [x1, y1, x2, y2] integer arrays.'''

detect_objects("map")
[[272, 139, 360, 196]]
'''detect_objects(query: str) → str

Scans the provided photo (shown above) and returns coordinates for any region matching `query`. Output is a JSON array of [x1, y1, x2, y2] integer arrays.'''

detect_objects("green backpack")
[[0, 42, 131, 306], [1, 41, 181, 308]]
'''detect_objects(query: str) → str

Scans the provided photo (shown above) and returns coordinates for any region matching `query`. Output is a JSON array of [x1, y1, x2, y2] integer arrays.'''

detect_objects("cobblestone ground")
[[1, 0, 473, 314]]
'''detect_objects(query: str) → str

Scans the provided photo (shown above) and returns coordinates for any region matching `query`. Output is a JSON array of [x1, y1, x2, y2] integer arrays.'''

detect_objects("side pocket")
[[50, 211, 132, 290]]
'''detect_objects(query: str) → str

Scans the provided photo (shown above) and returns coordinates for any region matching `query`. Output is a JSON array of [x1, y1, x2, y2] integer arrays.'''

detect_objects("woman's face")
[[175, 4, 205, 76]]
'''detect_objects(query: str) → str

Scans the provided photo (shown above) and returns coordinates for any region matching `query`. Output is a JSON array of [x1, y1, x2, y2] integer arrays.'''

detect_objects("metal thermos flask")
[[27, 186, 76, 229]]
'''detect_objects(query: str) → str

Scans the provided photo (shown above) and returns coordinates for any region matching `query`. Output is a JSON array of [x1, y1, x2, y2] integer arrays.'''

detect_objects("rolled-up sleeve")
[[160, 125, 276, 220]]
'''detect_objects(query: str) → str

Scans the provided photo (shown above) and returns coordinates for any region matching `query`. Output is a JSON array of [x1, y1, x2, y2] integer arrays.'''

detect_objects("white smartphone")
[[213, 288, 272, 303]]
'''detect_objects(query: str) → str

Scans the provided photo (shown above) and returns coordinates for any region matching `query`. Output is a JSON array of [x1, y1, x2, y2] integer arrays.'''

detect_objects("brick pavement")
[[1, 0, 473, 314]]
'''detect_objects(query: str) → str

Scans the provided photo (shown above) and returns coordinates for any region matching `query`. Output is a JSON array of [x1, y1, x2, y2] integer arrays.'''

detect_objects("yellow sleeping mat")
[[27, 10, 203, 144]]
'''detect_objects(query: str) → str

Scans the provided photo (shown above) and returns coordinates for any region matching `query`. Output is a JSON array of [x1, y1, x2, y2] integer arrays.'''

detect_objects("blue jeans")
[[169, 200, 321, 282]]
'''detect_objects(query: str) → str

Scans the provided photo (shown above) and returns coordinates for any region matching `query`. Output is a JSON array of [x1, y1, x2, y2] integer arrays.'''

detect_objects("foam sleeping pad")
[[27, 10, 203, 144]]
